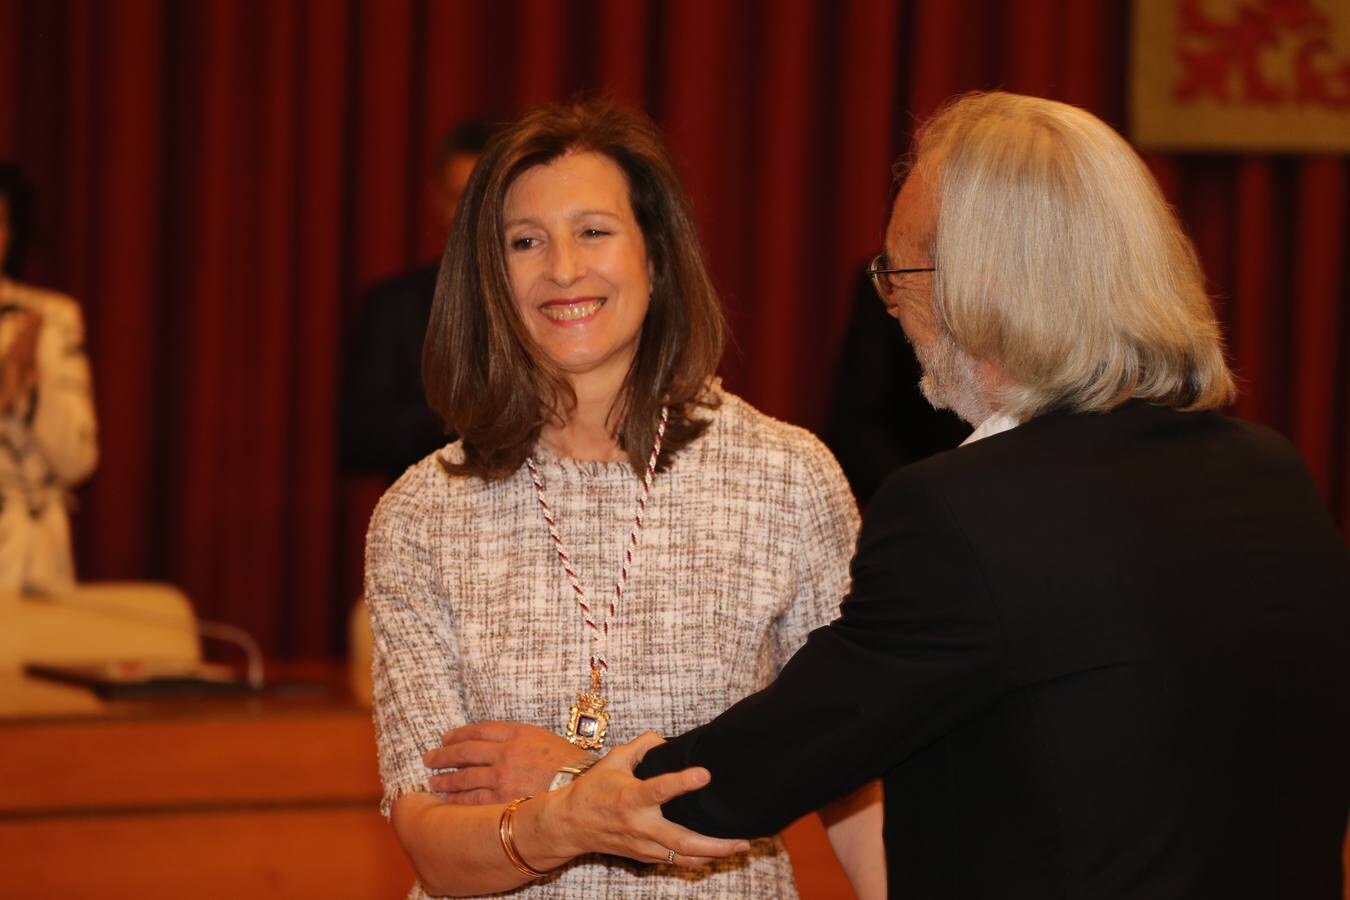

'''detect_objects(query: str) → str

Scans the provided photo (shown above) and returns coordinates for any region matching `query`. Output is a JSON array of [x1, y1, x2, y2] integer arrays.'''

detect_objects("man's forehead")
[[885, 170, 934, 249]]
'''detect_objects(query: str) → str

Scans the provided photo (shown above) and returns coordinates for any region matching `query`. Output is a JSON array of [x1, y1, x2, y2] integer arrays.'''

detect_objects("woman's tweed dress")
[[366, 389, 860, 899]]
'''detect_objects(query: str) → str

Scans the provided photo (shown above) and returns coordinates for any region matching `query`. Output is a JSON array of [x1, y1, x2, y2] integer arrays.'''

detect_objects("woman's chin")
[[541, 346, 638, 387]]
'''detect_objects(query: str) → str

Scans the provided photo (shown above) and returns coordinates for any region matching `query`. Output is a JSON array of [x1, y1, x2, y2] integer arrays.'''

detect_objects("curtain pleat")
[[83, 0, 165, 581], [254, 0, 303, 652], [291, 1, 351, 657], [823, 0, 902, 422], [1233, 160, 1277, 425], [354, 0, 418, 288], [3, 0, 1344, 655], [420, 0, 491, 261], [171, 0, 237, 628], [659, 0, 745, 386], [0, 0, 19, 159], [1290, 160, 1346, 501], [516, 0, 570, 108], [748, 0, 818, 419], [597, 0, 650, 108]]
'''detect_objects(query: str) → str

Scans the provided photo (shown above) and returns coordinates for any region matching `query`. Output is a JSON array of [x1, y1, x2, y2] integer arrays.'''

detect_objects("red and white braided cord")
[[525, 406, 669, 675]]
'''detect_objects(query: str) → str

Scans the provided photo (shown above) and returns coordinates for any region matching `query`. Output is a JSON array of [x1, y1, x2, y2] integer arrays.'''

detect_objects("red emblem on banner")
[[1175, 0, 1350, 109]]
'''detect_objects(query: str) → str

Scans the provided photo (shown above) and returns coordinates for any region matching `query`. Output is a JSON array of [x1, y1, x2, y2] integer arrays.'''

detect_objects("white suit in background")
[[0, 278, 97, 593]]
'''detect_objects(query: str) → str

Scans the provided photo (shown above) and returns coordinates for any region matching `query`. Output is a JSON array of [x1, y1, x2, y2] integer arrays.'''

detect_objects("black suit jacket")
[[638, 402, 1350, 899], [340, 264, 447, 478]]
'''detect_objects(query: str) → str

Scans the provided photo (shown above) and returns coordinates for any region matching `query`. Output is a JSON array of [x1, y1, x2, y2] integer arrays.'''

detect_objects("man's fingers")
[[634, 766, 711, 806], [628, 731, 666, 762], [423, 739, 500, 769], [603, 731, 666, 771]]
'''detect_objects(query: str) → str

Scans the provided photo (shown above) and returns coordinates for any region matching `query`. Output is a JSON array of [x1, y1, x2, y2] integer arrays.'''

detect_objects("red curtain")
[[3, 0, 1346, 657]]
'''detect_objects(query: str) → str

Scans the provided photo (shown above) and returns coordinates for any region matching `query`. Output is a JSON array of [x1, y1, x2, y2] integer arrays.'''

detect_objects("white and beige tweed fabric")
[[365, 388, 860, 899]]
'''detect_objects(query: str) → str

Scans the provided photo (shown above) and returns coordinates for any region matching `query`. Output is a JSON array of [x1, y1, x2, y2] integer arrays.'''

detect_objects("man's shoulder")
[[870, 402, 1314, 520], [870, 404, 1198, 496]]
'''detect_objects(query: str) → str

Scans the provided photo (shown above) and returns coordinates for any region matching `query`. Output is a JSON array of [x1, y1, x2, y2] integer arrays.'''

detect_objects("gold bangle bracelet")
[[499, 796, 552, 879]]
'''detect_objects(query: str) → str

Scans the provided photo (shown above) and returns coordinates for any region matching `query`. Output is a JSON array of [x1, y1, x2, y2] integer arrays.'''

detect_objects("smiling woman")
[[362, 102, 882, 899], [423, 102, 726, 482], [502, 151, 652, 425]]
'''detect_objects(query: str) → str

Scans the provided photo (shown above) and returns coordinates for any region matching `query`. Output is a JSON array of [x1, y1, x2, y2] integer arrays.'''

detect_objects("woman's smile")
[[538, 296, 607, 324]]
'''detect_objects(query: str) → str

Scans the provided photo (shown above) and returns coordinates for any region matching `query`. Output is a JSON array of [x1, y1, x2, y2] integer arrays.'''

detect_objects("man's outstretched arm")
[[634, 469, 1003, 837]]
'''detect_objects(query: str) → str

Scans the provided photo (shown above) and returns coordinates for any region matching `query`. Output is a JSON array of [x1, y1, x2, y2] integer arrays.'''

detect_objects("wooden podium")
[[0, 664, 412, 899], [0, 663, 854, 899]]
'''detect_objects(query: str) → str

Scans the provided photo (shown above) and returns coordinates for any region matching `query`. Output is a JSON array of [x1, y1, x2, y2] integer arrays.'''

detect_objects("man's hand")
[[519, 732, 750, 869], [424, 721, 589, 804]]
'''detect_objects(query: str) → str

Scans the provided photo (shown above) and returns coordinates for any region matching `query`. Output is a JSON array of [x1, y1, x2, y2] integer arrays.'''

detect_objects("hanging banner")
[[1131, 0, 1350, 153]]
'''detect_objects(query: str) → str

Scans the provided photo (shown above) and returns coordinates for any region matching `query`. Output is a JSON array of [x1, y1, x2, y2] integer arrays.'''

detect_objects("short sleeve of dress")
[[365, 468, 469, 818], [774, 432, 860, 668]]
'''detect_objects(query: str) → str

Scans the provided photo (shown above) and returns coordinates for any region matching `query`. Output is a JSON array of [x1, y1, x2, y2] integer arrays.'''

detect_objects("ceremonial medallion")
[[565, 684, 609, 750], [566, 666, 609, 748]]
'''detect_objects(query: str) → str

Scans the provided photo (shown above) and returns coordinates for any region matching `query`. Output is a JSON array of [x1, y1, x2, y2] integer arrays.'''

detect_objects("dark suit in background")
[[639, 402, 1350, 898], [340, 120, 494, 479], [823, 270, 970, 502], [340, 264, 446, 479]]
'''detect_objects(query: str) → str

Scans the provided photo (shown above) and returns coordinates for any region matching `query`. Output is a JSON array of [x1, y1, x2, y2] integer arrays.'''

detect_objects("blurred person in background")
[[342, 119, 497, 480], [344, 119, 499, 706], [823, 267, 970, 503], [0, 163, 98, 593], [365, 101, 883, 898]]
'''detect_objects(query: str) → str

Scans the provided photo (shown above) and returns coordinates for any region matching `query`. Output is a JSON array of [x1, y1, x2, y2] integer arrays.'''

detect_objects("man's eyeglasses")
[[867, 254, 935, 302]]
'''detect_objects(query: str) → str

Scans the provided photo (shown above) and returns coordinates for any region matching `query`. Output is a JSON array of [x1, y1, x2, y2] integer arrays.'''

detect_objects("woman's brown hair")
[[422, 101, 725, 480]]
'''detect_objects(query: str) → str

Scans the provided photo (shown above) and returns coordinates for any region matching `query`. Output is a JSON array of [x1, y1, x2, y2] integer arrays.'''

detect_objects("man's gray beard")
[[913, 326, 997, 427]]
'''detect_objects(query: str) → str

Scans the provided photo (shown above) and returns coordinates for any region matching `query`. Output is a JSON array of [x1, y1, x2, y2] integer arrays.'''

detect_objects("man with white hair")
[[617, 92, 1349, 897]]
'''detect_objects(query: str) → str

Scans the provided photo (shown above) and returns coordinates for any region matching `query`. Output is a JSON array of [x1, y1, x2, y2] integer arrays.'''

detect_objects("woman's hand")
[[516, 732, 751, 870], [425, 721, 589, 803], [0, 309, 40, 413]]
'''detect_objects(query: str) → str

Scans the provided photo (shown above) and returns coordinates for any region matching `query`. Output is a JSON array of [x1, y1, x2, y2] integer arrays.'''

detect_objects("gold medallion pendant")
[[565, 668, 609, 750]]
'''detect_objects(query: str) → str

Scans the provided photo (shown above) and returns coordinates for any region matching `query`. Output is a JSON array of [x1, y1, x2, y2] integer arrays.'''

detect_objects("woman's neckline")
[[526, 441, 639, 478]]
